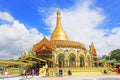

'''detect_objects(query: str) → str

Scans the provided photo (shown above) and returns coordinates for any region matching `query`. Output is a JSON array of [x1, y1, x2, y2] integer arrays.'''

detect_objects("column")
[[77, 58, 80, 68], [76, 59, 79, 67]]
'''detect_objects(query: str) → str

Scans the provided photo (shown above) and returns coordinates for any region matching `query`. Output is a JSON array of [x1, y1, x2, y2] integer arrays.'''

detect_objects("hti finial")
[[57, 9, 61, 15]]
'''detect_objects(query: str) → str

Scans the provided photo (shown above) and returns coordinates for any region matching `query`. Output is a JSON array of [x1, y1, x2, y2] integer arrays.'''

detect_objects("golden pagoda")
[[32, 10, 97, 68], [50, 10, 68, 41]]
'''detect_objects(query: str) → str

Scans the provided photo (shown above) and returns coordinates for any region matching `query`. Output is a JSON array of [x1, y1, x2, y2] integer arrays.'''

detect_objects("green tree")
[[101, 55, 109, 60], [110, 49, 120, 62]]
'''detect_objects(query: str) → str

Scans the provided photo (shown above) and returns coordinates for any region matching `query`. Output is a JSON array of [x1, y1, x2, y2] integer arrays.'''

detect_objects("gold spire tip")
[[57, 9, 61, 15]]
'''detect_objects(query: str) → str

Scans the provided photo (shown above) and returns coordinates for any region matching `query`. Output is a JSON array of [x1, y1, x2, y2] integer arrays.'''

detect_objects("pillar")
[[68, 60, 70, 67], [76, 58, 79, 67], [55, 58, 58, 67], [78, 58, 80, 68]]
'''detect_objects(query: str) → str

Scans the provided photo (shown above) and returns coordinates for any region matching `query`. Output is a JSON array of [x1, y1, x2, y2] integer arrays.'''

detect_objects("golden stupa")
[[50, 10, 68, 41], [32, 10, 97, 68]]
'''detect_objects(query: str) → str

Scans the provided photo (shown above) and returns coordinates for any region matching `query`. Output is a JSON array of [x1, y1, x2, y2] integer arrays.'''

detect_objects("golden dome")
[[50, 10, 68, 41]]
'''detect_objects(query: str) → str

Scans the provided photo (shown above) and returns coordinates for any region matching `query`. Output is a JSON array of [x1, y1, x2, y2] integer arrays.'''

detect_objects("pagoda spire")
[[56, 9, 61, 25], [90, 42, 97, 56], [50, 10, 68, 41]]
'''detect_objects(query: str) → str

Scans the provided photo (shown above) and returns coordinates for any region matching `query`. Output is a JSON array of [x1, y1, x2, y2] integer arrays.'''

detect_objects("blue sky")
[[0, 0, 76, 35], [0, 0, 120, 59], [1, 0, 120, 30]]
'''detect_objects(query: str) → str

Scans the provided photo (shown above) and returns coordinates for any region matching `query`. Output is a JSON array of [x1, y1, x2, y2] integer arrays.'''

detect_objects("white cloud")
[[0, 12, 44, 60], [45, 0, 120, 56], [0, 12, 14, 22]]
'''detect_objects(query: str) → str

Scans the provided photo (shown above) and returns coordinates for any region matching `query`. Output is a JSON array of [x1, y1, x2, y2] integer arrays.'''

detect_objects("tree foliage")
[[110, 49, 120, 62]]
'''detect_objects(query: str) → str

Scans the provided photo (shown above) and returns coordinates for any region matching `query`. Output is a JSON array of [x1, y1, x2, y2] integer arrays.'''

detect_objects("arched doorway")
[[58, 55, 65, 68], [70, 57, 76, 67], [80, 55, 85, 67], [69, 54, 76, 67]]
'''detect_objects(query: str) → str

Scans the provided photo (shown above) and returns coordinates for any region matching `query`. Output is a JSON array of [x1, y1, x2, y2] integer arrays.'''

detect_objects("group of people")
[[1, 68, 8, 77], [115, 67, 120, 74], [22, 69, 35, 79], [104, 67, 120, 74], [59, 69, 72, 76], [22, 67, 72, 78]]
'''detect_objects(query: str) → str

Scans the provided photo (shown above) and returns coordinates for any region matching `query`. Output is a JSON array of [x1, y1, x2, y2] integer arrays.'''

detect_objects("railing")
[[69, 67, 104, 72], [8, 68, 22, 76], [47, 67, 105, 76]]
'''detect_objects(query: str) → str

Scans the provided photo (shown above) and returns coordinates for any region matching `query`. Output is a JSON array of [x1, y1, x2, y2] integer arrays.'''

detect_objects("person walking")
[[115, 68, 119, 74], [68, 69, 72, 75], [5, 68, 8, 77], [32, 69, 34, 77], [25, 70, 28, 79], [104, 69, 107, 74], [22, 69, 25, 79]]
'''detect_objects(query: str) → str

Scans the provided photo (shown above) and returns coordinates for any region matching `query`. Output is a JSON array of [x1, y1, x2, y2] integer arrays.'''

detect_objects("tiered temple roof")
[[32, 37, 55, 52], [90, 42, 97, 56]]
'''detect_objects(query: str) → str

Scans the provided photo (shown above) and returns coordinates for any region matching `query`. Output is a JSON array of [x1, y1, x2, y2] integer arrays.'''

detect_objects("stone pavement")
[[29, 74, 120, 80], [0, 74, 120, 80]]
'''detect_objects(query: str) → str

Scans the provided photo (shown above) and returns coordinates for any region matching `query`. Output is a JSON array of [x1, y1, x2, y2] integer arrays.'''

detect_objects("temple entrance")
[[80, 56, 85, 67], [69, 54, 76, 67], [32, 36, 55, 68], [36, 55, 53, 68], [58, 56, 64, 68], [69, 57, 76, 67]]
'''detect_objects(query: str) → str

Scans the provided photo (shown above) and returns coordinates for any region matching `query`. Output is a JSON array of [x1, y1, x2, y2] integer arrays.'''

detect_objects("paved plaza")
[[1, 74, 120, 80]]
